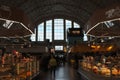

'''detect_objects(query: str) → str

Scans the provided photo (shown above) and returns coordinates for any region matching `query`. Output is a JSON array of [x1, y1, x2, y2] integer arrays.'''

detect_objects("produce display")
[[81, 55, 120, 77], [0, 50, 40, 80]]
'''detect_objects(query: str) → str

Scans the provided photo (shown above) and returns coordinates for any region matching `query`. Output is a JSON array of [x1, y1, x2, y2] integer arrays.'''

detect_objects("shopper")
[[48, 55, 57, 77]]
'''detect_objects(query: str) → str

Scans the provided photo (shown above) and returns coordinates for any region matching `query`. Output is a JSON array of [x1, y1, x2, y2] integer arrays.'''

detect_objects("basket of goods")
[[105, 69, 110, 76], [112, 68, 118, 76], [27, 71, 32, 77], [92, 66, 98, 73]]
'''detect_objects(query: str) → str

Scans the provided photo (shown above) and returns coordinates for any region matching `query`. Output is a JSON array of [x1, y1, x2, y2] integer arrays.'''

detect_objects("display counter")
[[0, 53, 40, 80], [78, 55, 120, 80], [78, 67, 120, 80]]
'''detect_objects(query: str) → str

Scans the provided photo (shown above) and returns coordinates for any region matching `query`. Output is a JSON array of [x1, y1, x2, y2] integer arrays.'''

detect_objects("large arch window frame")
[[54, 19, 64, 40], [31, 19, 81, 50], [31, 19, 80, 42]]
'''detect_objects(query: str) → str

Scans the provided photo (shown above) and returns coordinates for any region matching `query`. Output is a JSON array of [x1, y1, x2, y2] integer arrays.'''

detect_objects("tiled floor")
[[33, 63, 81, 80]]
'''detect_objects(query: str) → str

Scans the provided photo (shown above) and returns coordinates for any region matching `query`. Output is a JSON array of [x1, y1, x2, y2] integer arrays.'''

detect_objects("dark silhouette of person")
[[74, 53, 79, 69], [48, 55, 57, 77]]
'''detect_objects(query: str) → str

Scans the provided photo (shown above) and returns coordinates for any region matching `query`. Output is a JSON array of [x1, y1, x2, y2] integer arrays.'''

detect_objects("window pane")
[[30, 28, 36, 41], [38, 23, 44, 41], [74, 22, 80, 28], [46, 20, 52, 42], [31, 19, 81, 43], [54, 19, 64, 40], [84, 34, 88, 41], [66, 20, 72, 41], [83, 31, 88, 41], [66, 20, 72, 29], [55, 46, 63, 50]]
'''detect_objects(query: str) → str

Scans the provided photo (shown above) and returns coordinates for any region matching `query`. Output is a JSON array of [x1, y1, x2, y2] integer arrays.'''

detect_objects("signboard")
[[67, 28, 83, 37], [67, 28, 83, 45]]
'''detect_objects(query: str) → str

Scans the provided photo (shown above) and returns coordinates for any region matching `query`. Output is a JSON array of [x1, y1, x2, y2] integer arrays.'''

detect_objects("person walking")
[[48, 55, 57, 78]]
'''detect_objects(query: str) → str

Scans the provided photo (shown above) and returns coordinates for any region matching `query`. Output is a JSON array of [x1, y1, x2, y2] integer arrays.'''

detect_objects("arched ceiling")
[[0, 0, 119, 26], [0, 0, 120, 37]]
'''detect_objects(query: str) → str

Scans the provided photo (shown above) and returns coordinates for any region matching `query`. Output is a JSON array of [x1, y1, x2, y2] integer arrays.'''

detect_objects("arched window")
[[38, 23, 44, 41], [66, 20, 72, 29], [46, 20, 52, 42], [54, 19, 64, 40], [30, 19, 80, 42], [74, 22, 79, 28]]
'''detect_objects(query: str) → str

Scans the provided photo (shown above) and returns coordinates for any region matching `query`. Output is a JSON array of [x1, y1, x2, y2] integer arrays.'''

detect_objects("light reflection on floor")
[[39, 63, 81, 80]]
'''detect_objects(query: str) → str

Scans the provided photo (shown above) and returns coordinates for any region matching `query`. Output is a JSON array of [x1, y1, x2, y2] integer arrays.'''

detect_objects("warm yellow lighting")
[[91, 45, 96, 48], [107, 45, 113, 51], [72, 31, 80, 34], [64, 47, 67, 52], [91, 45, 100, 49], [97, 45, 100, 49]]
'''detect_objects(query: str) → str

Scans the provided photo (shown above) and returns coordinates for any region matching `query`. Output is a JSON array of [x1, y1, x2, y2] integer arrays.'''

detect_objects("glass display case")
[[80, 55, 120, 78], [0, 52, 40, 80]]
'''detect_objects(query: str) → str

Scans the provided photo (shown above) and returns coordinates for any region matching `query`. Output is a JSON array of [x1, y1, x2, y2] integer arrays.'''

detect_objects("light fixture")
[[101, 39, 104, 42], [104, 21, 114, 28], [3, 20, 14, 29], [107, 45, 113, 51]]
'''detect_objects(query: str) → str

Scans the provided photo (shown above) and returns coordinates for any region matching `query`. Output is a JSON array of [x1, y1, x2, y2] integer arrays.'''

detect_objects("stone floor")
[[33, 63, 82, 80]]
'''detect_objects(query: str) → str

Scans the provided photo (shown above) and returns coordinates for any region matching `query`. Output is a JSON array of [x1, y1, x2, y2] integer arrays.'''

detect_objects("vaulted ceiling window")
[[54, 19, 64, 40], [46, 20, 52, 42], [30, 19, 80, 42], [38, 23, 44, 41], [74, 23, 80, 28], [66, 20, 72, 41], [66, 20, 72, 29]]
